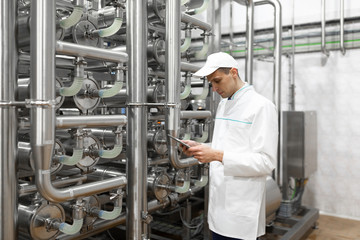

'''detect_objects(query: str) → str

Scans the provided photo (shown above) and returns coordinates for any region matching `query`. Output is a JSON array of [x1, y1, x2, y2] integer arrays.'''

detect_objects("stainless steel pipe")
[[30, 0, 129, 204], [56, 41, 129, 62], [180, 110, 212, 119], [0, 0, 18, 239], [254, 0, 282, 111], [166, 0, 199, 169], [340, 0, 346, 55], [56, 115, 127, 128], [253, 0, 282, 190], [181, 62, 201, 73], [321, 0, 330, 57], [181, 13, 212, 31], [126, 0, 149, 239], [19, 175, 88, 197], [245, 0, 254, 84]]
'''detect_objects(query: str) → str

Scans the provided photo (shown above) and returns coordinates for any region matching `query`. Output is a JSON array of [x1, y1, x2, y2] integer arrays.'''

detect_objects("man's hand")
[[180, 140, 200, 156], [181, 140, 223, 163]]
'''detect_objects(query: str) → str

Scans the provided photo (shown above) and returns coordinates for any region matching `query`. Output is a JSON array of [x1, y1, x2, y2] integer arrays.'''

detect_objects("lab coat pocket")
[[225, 121, 251, 150], [224, 177, 261, 217]]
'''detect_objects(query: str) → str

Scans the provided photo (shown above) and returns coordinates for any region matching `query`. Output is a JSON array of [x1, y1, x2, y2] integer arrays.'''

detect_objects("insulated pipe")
[[181, 13, 212, 31], [166, 0, 199, 169], [56, 41, 129, 63], [126, 0, 149, 239], [340, 0, 346, 55], [0, 0, 17, 239], [56, 115, 127, 128], [321, 0, 329, 57]]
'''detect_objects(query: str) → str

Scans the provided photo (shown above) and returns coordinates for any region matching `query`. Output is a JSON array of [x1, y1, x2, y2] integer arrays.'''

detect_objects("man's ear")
[[230, 68, 238, 78]]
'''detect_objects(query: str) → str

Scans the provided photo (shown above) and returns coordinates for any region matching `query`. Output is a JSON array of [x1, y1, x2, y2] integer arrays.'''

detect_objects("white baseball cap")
[[193, 52, 239, 77]]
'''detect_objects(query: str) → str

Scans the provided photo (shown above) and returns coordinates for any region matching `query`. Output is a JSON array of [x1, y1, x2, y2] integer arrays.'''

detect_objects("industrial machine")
[[0, 0, 320, 240]]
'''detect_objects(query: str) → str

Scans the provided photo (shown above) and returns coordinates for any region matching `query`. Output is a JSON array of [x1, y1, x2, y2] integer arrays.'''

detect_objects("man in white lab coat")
[[182, 52, 278, 240]]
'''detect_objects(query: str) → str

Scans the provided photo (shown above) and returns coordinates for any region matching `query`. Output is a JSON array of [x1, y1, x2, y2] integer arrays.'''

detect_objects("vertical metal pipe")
[[289, 0, 295, 111], [254, 0, 282, 189], [245, 0, 254, 84], [165, 0, 198, 169], [207, 0, 222, 140], [340, 0, 346, 55], [165, 0, 181, 138], [0, 1, 17, 239], [126, 0, 148, 239], [321, 0, 330, 57], [206, 1, 221, 239], [30, 0, 56, 199], [229, 0, 234, 54]]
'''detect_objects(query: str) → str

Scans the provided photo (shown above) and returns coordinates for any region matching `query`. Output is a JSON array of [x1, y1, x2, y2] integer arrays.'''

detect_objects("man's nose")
[[212, 85, 218, 92]]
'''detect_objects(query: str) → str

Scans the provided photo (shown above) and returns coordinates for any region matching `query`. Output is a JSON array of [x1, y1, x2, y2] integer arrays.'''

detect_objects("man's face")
[[207, 68, 239, 99]]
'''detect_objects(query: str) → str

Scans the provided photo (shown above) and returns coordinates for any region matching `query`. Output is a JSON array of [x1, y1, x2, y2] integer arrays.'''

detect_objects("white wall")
[[194, 0, 360, 219], [222, 0, 360, 33], [236, 39, 360, 221]]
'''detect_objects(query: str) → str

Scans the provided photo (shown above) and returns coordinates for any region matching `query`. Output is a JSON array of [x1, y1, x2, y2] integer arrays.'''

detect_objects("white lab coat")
[[208, 83, 278, 240]]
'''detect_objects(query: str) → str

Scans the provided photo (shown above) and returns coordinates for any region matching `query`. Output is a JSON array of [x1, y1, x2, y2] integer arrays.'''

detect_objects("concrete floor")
[[304, 215, 360, 240]]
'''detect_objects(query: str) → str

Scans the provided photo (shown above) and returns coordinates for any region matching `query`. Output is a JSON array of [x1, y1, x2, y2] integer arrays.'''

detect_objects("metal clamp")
[[141, 211, 153, 224], [25, 99, 56, 108]]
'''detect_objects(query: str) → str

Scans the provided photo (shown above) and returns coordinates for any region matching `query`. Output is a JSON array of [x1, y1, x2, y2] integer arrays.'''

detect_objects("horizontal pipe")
[[181, 62, 201, 73], [56, 41, 128, 62], [56, 115, 127, 128], [58, 186, 204, 240], [181, 13, 212, 31], [149, 111, 212, 121], [36, 171, 127, 202], [18, 175, 87, 197]]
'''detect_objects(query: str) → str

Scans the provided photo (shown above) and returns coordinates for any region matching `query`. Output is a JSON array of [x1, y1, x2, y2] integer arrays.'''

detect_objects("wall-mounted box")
[[282, 111, 317, 179]]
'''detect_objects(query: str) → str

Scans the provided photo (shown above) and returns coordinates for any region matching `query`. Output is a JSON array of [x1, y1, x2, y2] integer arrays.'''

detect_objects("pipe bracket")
[[126, 102, 179, 108]]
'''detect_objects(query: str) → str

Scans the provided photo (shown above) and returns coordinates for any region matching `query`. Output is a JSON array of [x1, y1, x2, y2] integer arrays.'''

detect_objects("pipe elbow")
[[59, 6, 83, 29], [98, 144, 122, 159], [59, 219, 83, 235], [59, 77, 84, 97], [180, 84, 192, 99], [98, 80, 123, 98], [56, 148, 84, 166], [175, 180, 190, 193], [195, 131, 208, 143], [180, 37, 192, 53], [97, 18, 123, 38], [194, 175, 208, 188]]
